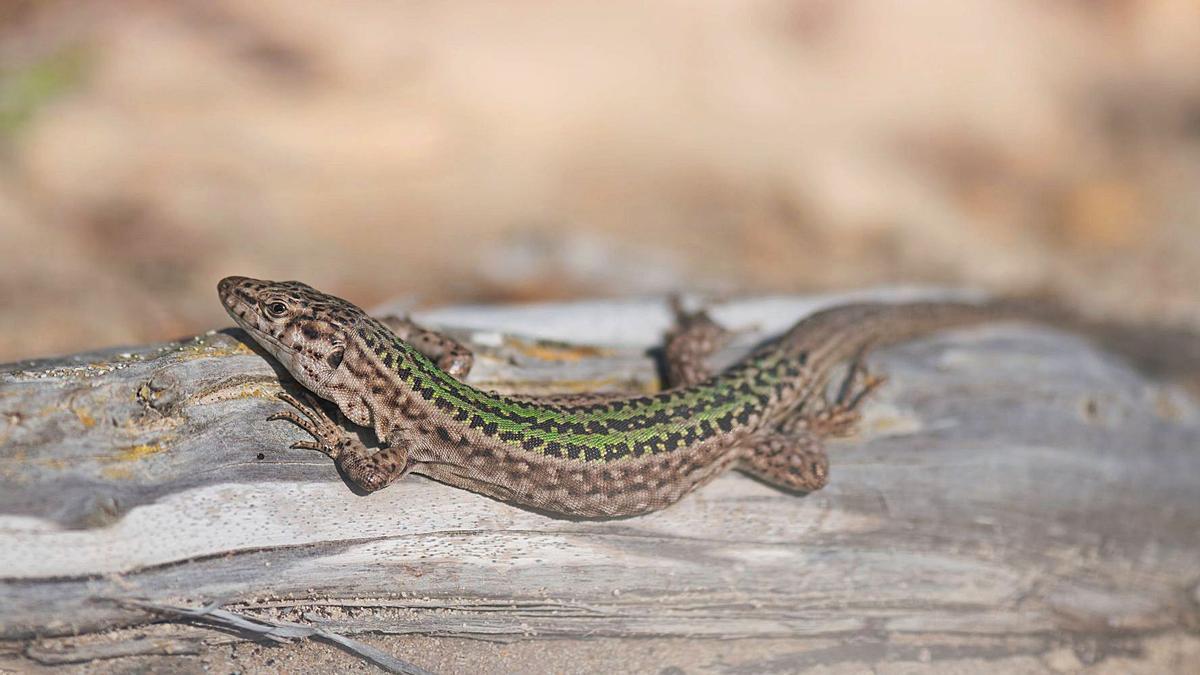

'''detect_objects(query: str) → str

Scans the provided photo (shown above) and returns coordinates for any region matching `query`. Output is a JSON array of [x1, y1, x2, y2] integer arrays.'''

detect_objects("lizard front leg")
[[270, 391, 412, 493], [378, 315, 474, 380]]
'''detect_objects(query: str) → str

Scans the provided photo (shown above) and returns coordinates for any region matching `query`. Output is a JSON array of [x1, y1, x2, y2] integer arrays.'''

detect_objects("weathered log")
[[1, 292, 1198, 672]]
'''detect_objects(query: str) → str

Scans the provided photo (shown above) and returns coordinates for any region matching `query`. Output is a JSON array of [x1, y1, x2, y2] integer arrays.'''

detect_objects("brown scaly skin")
[[219, 276, 1014, 517]]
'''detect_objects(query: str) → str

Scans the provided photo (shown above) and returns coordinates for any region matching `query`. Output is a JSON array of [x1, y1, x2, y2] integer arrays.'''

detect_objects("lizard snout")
[[218, 276, 250, 298]]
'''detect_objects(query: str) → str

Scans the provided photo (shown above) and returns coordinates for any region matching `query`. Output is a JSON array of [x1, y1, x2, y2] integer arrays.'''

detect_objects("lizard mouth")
[[217, 276, 313, 371], [219, 296, 292, 364]]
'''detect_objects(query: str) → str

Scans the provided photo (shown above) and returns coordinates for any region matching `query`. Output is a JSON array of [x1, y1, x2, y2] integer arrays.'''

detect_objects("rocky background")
[[2, 0, 1199, 361]]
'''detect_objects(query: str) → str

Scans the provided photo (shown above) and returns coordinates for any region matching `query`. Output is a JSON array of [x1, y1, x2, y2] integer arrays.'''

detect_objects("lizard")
[[218, 276, 1015, 517]]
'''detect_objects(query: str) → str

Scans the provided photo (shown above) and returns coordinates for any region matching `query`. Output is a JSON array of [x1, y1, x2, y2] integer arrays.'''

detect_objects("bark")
[[1, 294, 1197, 673]]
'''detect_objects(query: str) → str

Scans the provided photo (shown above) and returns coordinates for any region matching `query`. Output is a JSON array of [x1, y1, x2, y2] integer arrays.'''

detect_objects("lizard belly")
[[412, 431, 747, 517]]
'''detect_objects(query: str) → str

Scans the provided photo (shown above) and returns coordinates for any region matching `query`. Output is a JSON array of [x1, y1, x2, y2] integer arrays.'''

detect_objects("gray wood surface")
[[1, 293, 1198, 673]]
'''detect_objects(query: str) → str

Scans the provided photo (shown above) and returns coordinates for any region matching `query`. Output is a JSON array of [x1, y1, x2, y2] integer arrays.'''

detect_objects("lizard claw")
[[267, 410, 321, 437], [276, 391, 324, 419], [270, 390, 346, 459]]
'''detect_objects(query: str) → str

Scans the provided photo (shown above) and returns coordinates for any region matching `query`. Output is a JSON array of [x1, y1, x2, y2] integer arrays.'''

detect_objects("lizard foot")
[[269, 391, 355, 459], [270, 390, 409, 493], [793, 361, 887, 438]]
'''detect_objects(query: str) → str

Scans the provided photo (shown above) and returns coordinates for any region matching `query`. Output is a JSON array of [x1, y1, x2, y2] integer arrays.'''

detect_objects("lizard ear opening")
[[326, 347, 344, 369]]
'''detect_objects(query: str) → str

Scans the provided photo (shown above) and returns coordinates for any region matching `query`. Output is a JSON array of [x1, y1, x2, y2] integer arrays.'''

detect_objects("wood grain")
[[2, 294, 1197, 672]]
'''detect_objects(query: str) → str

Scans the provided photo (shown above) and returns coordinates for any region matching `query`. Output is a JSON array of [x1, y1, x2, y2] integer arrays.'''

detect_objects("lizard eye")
[[264, 300, 290, 318], [326, 347, 344, 369]]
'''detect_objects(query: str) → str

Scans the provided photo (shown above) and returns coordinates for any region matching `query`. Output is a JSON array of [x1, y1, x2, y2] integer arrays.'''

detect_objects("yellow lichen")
[[94, 441, 172, 479], [39, 457, 69, 471], [486, 376, 656, 396], [73, 407, 97, 428], [101, 465, 133, 480], [505, 338, 611, 362], [110, 443, 165, 462]]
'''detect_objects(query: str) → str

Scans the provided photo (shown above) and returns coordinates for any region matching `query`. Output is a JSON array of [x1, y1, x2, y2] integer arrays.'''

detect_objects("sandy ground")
[[7, 626, 1200, 674]]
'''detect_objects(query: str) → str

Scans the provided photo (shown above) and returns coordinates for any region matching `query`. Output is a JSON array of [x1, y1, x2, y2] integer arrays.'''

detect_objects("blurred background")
[[1, 0, 1198, 361]]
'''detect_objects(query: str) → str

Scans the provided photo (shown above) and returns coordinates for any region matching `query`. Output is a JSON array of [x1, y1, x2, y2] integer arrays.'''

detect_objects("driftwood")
[[1, 291, 1198, 673]]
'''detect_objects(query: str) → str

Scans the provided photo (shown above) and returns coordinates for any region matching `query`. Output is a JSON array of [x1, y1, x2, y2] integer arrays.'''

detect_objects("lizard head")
[[218, 276, 363, 394]]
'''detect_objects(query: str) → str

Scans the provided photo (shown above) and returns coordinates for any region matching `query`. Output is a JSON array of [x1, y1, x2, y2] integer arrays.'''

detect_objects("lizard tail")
[[777, 298, 1030, 379]]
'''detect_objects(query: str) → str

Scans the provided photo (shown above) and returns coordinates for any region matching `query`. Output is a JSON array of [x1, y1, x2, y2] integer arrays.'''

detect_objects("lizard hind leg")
[[662, 295, 737, 388], [736, 431, 830, 493], [270, 391, 411, 493]]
